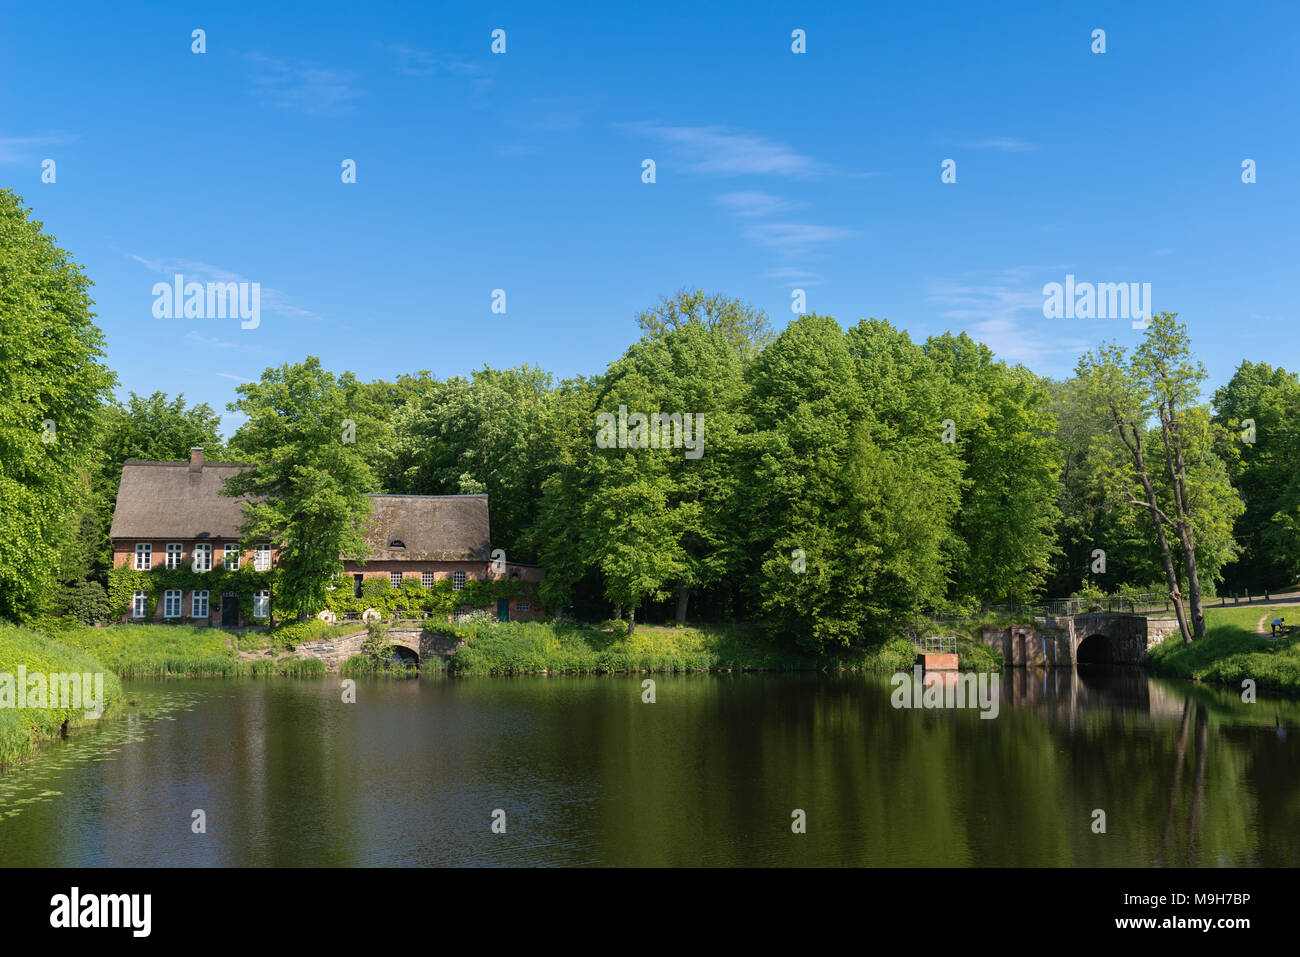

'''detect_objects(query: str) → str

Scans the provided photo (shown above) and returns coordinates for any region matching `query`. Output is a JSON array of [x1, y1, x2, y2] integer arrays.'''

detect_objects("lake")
[[0, 669, 1296, 866]]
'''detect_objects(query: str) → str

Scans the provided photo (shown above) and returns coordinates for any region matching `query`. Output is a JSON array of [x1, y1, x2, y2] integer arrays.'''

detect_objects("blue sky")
[[3, 1, 1296, 433]]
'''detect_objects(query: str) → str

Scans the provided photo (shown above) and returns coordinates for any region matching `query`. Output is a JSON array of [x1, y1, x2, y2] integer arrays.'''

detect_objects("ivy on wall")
[[108, 565, 538, 624], [108, 564, 278, 623], [321, 573, 538, 619]]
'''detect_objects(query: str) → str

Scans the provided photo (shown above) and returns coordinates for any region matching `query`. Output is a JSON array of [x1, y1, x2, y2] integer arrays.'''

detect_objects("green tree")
[[84, 391, 226, 579], [1212, 360, 1300, 590], [1076, 313, 1242, 642], [592, 322, 747, 625], [636, 288, 775, 361], [924, 332, 1061, 605], [0, 190, 116, 620], [378, 366, 554, 561], [225, 358, 378, 619], [746, 314, 950, 652]]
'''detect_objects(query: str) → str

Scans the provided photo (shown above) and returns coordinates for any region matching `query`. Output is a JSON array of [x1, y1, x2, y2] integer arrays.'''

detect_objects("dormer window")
[[389, 540, 406, 548]]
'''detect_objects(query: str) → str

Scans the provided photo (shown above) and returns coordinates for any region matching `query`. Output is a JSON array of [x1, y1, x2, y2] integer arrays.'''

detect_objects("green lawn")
[[1148, 607, 1300, 695], [55, 624, 325, 678], [0, 623, 124, 768]]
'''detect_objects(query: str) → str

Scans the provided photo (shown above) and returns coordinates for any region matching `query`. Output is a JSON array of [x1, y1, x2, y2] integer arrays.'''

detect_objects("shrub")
[[57, 580, 111, 624]]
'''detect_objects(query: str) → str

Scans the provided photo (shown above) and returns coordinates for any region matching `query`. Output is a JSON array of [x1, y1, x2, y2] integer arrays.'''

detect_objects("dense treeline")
[[3, 189, 1292, 650]]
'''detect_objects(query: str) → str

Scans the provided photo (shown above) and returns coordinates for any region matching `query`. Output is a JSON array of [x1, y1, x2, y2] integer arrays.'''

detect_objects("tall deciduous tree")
[[1077, 313, 1242, 642], [0, 190, 115, 620], [1212, 360, 1300, 591], [225, 358, 378, 619], [746, 315, 950, 652], [924, 332, 1061, 605], [378, 366, 554, 561], [593, 322, 747, 625], [636, 288, 775, 361]]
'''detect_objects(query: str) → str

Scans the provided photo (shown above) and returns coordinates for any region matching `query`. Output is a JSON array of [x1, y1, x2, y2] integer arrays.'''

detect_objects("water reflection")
[[0, 671, 1295, 867]]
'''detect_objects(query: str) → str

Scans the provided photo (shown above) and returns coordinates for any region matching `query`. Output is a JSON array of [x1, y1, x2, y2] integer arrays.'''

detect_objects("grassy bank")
[[433, 619, 1001, 676], [57, 624, 326, 678], [0, 623, 124, 768], [1147, 606, 1300, 695], [340, 654, 446, 678]]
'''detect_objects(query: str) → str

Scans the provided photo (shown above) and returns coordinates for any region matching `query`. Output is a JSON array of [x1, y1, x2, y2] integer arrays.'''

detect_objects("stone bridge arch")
[[985, 613, 1178, 667], [1069, 613, 1148, 664]]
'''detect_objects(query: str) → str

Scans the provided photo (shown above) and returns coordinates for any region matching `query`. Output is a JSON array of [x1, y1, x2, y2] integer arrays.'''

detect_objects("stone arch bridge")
[[981, 613, 1182, 667], [291, 626, 463, 669]]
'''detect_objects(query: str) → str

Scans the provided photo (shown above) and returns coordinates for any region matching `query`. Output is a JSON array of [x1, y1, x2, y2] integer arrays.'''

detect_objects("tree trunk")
[[1177, 525, 1207, 639], [1135, 457, 1194, 645], [674, 586, 690, 626], [614, 603, 622, 621], [1158, 401, 1206, 640], [627, 603, 636, 635]]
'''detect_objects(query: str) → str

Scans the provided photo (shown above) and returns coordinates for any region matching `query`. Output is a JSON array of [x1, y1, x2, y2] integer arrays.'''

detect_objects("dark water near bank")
[[0, 669, 1297, 866]]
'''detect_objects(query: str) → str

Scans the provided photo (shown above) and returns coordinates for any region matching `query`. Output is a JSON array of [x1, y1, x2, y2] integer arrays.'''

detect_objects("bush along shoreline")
[[0, 623, 124, 769]]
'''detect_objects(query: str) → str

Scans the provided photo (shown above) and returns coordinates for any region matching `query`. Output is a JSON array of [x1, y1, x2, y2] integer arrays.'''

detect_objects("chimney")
[[189, 447, 205, 472]]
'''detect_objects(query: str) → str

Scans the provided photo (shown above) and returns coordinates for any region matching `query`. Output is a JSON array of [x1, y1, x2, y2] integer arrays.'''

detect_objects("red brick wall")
[[112, 543, 547, 624], [112, 538, 275, 625]]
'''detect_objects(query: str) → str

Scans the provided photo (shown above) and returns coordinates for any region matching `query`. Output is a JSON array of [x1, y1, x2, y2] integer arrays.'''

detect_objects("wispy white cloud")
[[960, 137, 1038, 153], [765, 267, 824, 287], [186, 331, 238, 350], [216, 372, 256, 383], [926, 266, 1093, 368], [0, 134, 74, 165], [495, 142, 538, 158], [622, 123, 827, 177], [387, 43, 493, 90], [716, 190, 805, 217], [245, 54, 360, 115], [742, 222, 857, 254], [129, 253, 323, 322]]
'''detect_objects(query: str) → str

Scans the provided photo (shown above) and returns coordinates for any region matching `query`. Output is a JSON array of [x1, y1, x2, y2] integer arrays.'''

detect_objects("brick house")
[[109, 448, 545, 626]]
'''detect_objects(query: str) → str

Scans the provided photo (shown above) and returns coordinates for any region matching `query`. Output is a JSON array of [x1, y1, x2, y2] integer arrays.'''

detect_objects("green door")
[[496, 598, 510, 622]]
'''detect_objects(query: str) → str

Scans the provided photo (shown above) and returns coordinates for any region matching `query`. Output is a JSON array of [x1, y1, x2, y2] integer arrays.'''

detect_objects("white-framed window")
[[192, 590, 209, 618], [254, 544, 272, 572], [223, 544, 240, 570], [253, 590, 270, 619], [453, 571, 466, 591], [163, 589, 182, 618], [133, 543, 152, 570], [517, 602, 531, 612], [421, 572, 435, 589], [166, 543, 183, 569], [132, 590, 147, 618], [390, 571, 404, 587], [192, 543, 212, 572]]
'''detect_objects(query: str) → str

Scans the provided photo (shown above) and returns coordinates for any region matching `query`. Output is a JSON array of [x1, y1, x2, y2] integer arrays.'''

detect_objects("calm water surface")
[[0, 670, 1296, 866]]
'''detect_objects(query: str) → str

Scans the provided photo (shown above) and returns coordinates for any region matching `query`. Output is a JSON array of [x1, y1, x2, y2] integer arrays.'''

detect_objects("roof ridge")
[[368, 493, 488, 499], [122, 459, 252, 468]]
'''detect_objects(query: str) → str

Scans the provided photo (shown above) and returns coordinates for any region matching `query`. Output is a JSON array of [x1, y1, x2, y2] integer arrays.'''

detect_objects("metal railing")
[[917, 636, 957, 654], [924, 590, 1282, 624]]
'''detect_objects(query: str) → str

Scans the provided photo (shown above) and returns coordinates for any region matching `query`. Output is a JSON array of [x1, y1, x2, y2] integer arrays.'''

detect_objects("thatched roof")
[[109, 459, 253, 540], [361, 494, 490, 561], [109, 458, 491, 560]]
